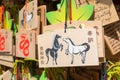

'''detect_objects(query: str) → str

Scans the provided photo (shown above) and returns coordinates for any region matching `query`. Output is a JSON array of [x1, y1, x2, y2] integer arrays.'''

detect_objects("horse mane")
[[81, 43, 90, 51], [52, 34, 59, 48], [68, 38, 75, 45]]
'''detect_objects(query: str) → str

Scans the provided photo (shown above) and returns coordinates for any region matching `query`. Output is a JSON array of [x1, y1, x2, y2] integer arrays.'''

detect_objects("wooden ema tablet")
[[38, 29, 99, 68], [75, 0, 119, 26], [16, 30, 36, 58], [0, 54, 14, 67], [0, 30, 14, 68], [19, 0, 38, 30], [43, 21, 105, 58], [104, 21, 120, 55], [0, 29, 13, 54], [0, 55, 13, 62], [0, 60, 13, 68]]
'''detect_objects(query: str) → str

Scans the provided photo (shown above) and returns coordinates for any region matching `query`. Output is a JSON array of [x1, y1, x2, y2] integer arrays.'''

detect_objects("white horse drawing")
[[63, 38, 90, 64]]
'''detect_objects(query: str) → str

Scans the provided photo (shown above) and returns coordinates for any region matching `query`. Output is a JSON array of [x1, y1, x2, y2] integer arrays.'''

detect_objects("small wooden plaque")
[[16, 30, 36, 58], [0, 29, 13, 54], [38, 29, 99, 67], [19, 0, 38, 30], [43, 21, 105, 58], [75, 0, 119, 26]]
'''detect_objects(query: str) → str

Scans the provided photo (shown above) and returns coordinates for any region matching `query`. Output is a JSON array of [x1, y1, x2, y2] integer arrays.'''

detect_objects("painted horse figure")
[[63, 38, 90, 64], [46, 34, 63, 65]]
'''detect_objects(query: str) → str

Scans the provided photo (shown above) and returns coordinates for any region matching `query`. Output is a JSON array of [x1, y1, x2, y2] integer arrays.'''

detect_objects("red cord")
[[69, 0, 72, 24]]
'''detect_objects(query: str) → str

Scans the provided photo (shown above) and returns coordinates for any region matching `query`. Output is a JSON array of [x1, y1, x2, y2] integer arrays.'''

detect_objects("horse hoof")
[[82, 61, 85, 64], [65, 53, 68, 55], [81, 60, 85, 64]]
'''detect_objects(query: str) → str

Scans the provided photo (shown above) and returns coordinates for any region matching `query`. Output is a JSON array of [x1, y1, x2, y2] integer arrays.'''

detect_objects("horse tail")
[[45, 48, 51, 64], [82, 43, 90, 51]]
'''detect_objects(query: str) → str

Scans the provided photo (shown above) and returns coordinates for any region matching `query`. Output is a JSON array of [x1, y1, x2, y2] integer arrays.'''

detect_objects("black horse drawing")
[[46, 34, 63, 65]]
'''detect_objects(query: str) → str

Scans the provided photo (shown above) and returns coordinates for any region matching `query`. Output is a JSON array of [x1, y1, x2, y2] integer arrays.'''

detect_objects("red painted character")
[[19, 34, 30, 57], [0, 33, 5, 50]]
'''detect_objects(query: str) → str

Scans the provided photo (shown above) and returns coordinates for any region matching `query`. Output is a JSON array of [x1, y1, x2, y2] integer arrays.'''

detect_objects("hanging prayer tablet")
[[19, 0, 37, 30], [75, 0, 119, 25], [38, 29, 99, 68], [0, 29, 13, 67], [0, 59, 13, 67], [16, 30, 36, 58], [0, 29, 13, 54], [43, 21, 105, 58]]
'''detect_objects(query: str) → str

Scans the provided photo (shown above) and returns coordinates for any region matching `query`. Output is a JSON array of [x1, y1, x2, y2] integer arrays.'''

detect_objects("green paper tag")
[[46, 0, 94, 24]]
